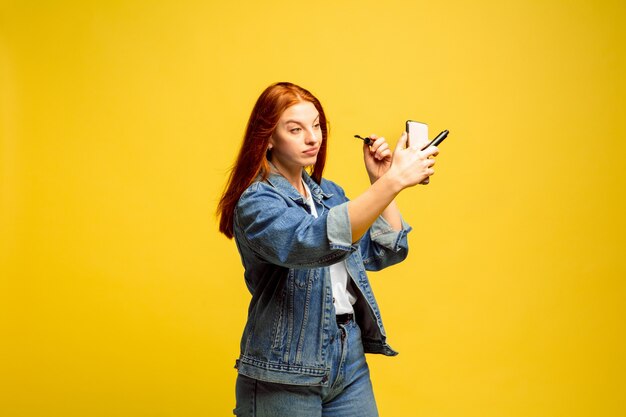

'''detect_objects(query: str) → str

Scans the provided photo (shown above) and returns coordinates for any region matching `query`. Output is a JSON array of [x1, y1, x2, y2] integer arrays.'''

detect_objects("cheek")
[[275, 143, 298, 156], [272, 135, 297, 152]]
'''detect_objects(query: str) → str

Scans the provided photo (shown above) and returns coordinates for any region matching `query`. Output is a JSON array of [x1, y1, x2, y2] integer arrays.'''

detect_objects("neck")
[[269, 161, 306, 196]]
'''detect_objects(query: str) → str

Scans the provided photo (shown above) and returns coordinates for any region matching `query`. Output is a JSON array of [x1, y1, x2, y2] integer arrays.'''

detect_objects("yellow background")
[[1, 0, 625, 416]]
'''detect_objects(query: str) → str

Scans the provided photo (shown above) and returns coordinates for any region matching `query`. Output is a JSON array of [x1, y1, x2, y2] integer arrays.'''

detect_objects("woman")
[[217, 82, 439, 417]]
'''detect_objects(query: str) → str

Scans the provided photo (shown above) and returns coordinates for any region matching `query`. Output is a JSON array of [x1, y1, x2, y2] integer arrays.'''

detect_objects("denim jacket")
[[232, 170, 411, 386]]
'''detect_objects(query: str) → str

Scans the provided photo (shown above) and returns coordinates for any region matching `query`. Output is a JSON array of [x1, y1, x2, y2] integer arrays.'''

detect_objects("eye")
[[313, 123, 321, 129], [290, 127, 302, 133]]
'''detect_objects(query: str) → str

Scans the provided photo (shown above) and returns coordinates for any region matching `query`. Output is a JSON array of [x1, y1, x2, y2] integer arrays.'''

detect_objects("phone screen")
[[406, 120, 428, 147]]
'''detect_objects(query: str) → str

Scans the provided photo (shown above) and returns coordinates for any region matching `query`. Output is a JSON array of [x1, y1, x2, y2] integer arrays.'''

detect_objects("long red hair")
[[217, 82, 329, 239]]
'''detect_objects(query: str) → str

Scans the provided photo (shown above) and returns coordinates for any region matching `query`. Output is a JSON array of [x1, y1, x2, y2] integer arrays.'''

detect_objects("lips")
[[303, 148, 319, 156]]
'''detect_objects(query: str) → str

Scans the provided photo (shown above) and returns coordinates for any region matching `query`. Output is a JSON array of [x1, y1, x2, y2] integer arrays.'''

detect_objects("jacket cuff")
[[370, 215, 412, 252], [326, 203, 356, 251]]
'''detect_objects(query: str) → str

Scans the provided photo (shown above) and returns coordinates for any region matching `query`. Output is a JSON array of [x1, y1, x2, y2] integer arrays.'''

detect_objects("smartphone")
[[405, 120, 428, 148]]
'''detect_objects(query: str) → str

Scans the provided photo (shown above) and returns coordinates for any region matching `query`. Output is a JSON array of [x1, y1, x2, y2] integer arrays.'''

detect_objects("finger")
[[363, 133, 379, 147], [379, 147, 392, 160], [375, 143, 390, 159], [370, 137, 385, 153], [395, 132, 408, 153], [420, 168, 435, 185], [424, 145, 439, 157], [377, 142, 389, 153], [420, 146, 438, 159]]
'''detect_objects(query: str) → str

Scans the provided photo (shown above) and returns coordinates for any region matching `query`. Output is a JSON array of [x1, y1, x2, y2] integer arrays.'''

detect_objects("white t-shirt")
[[302, 181, 356, 315]]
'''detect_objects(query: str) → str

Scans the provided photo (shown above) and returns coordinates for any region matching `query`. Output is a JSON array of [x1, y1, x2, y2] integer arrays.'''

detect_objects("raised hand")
[[363, 134, 393, 183], [388, 132, 439, 187]]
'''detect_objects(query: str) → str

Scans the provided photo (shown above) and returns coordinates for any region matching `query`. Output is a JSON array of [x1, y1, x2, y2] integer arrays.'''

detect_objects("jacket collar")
[[265, 169, 333, 205]]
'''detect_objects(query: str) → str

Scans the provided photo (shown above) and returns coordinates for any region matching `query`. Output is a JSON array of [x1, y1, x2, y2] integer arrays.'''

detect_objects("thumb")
[[395, 132, 408, 154]]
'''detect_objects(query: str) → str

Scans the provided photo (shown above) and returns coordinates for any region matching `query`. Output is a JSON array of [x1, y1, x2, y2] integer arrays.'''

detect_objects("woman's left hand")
[[363, 134, 393, 183]]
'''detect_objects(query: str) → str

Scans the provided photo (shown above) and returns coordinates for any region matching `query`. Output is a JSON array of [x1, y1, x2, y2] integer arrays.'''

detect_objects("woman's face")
[[268, 101, 322, 174]]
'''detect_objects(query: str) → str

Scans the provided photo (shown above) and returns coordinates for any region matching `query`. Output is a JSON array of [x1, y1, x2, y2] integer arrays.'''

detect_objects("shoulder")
[[319, 177, 347, 198], [238, 179, 283, 206], [234, 181, 288, 230]]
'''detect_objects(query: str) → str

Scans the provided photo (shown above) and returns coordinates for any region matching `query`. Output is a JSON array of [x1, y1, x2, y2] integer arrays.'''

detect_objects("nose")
[[305, 128, 319, 144]]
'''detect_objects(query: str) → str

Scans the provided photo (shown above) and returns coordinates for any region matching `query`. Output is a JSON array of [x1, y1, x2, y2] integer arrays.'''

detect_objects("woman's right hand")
[[347, 131, 440, 241], [387, 131, 439, 188]]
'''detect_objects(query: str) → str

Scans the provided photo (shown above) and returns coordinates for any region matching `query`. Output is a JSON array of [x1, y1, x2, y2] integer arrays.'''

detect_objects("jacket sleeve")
[[234, 182, 356, 268], [323, 178, 412, 271], [358, 213, 412, 271]]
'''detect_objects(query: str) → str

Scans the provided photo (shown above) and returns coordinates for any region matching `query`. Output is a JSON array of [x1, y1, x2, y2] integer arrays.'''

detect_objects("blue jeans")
[[233, 319, 379, 417]]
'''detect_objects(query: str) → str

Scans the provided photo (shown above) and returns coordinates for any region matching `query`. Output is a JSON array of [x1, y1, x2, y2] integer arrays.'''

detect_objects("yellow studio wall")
[[1, 0, 624, 416]]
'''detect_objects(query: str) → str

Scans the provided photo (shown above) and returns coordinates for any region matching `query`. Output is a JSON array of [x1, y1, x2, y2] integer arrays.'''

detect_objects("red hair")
[[217, 82, 329, 239]]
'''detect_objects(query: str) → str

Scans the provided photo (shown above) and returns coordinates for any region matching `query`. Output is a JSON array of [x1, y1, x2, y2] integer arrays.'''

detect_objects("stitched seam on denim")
[[330, 326, 349, 391], [237, 367, 327, 386], [369, 227, 394, 239], [243, 321, 254, 354], [270, 286, 286, 352], [297, 251, 350, 267], [295, 270, 312, 364], [320, 284, 333, 360], [240, 355, 326, 376], [252, 378, 257, 417], [285, 271, 295, 363]]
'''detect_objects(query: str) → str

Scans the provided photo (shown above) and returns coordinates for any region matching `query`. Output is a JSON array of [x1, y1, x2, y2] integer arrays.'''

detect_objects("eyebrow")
[[284, 115, 320, 125]]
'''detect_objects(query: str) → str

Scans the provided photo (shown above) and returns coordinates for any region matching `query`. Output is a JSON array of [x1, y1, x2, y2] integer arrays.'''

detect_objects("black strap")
[[336, 313, 354, 325]]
